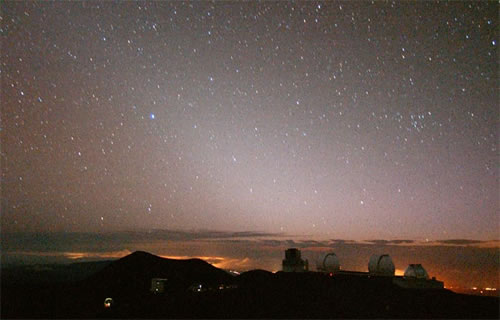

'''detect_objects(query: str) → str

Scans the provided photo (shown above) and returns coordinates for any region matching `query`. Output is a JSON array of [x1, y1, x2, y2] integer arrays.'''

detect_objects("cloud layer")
[[2, 229, 498, 289]]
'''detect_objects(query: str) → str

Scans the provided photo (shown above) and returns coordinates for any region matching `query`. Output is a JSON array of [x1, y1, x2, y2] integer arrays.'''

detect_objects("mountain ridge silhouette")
[[2, 250, 499, 318], [84, 250, 234, 294]]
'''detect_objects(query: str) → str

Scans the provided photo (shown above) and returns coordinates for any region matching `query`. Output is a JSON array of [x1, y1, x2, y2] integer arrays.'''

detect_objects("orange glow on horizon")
[[158, 254, 252, 270], [395, 269, 405, 276]]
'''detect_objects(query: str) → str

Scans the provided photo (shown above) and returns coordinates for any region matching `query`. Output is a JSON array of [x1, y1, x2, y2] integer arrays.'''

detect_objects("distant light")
[[150, 113, 155, 119], [492, 40, 496, 46], [104, 297, 113, 308]]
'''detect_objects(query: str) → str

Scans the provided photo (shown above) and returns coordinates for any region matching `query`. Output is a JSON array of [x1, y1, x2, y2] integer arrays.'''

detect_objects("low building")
[[282, 248, 309, 272], [393, 264, 444, 289], [188, 283, 207, 293], [150, 278, 168, 294]]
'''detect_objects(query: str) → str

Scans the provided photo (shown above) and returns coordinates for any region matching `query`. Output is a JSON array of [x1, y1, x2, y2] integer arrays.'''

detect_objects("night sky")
[[1, 1, 498, 288]]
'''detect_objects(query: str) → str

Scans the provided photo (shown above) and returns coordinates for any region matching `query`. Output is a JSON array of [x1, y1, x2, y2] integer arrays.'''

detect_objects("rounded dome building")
[[404, 264, 429, 279], [368, 254, 395, 276], [316, 252, 341, 273]]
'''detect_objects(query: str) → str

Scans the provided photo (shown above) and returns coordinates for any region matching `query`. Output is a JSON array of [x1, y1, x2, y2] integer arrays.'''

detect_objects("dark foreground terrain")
[[2, 251, 499, 318]]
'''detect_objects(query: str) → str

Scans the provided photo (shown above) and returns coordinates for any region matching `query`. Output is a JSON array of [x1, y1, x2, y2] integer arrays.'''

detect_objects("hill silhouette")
[[2, 251, 499, 318], [235, 269, 274, 286], [85, 250, 233, 294]]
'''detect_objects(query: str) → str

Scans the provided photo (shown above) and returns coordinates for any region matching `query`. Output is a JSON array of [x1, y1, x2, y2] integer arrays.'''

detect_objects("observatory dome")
[[317, 252, 340, 272], [404, 264, 429, 279], [368, 254, 395, 276]]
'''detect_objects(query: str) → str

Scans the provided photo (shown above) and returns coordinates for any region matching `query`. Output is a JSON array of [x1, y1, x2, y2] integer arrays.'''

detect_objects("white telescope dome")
[[368, 254, 395, 276], [319, 252, 340, 273], [404, 264, 429, 279]]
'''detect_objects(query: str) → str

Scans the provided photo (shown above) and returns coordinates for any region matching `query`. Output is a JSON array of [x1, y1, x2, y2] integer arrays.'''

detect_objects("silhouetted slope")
[[84, 251, 233, 294], [236, 269, 274, 286]]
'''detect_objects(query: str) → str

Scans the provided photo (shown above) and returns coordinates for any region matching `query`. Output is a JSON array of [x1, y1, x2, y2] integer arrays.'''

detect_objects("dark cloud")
[[435, 239, 484, 245], [364, 239, 415, 245], [330, 239, 357, 244], [390, 240, 415, 244], [296, 240, 327, 248], [259, 239, 285, 247], [196, 230, 281, 239]]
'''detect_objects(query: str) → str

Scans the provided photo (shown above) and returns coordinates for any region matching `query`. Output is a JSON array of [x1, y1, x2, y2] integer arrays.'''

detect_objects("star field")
[[2, 1, 498, 241]]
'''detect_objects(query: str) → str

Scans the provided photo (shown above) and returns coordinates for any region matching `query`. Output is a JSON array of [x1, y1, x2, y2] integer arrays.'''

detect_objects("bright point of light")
[[104, 298, 113, 308], [150, 113, 155, 119]]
